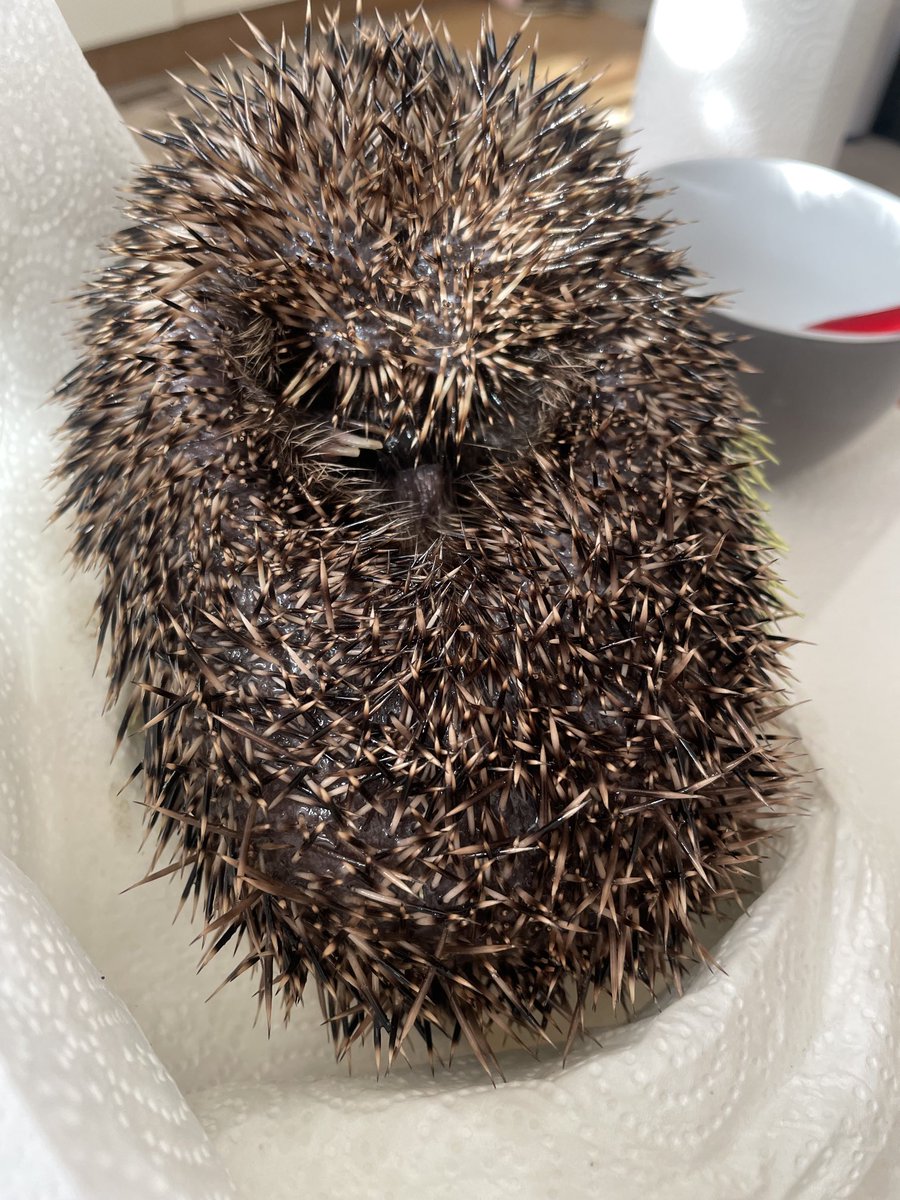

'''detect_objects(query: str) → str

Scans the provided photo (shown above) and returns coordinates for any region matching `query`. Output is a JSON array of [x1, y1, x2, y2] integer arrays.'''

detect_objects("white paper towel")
[[1, 1, 900, 1197], [0, 854, 236, 1200], [0, 1, 234, 1196], [628, 0, 897, 172]]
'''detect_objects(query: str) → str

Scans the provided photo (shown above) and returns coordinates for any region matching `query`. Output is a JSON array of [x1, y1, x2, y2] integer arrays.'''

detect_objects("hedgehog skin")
[[57, 15, 796, 1073]]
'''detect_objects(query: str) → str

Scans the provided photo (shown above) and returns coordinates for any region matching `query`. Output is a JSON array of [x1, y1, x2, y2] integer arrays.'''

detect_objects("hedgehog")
[[55, 12, 798, 1076]]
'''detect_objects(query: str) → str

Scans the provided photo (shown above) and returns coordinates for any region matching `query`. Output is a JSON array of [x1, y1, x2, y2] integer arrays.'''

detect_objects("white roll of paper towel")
[[628, 0, 897, 172], [2, 1, 900, 1198]]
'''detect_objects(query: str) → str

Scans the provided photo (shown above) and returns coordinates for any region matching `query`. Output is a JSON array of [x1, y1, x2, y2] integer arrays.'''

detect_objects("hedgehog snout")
[[392, 462, 450, 518]]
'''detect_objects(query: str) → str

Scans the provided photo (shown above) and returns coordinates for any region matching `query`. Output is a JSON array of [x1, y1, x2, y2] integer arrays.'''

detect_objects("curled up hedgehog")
[[56, 12, 799, 1076]]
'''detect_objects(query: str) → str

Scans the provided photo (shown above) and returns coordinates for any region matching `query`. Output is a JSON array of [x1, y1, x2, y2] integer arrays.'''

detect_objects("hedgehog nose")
[[392, 463, 449, 518]]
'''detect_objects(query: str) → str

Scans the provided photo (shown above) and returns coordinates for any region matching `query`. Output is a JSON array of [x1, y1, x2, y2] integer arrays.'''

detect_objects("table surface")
[[770, 401, 900, 850]]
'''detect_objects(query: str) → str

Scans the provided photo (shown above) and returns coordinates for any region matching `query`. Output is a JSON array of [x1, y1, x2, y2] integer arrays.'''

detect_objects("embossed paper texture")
[[629, 0, 896, 171]]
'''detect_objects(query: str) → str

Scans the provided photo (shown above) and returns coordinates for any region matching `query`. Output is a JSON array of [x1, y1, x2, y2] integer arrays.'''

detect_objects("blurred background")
[[52, 0, 900, 189], [51, 0, 900, 159]]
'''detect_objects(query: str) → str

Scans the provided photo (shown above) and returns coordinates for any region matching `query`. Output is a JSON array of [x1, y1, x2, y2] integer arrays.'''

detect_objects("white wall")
[[180, 0, 276, 20], [56, 0, 276, 50]]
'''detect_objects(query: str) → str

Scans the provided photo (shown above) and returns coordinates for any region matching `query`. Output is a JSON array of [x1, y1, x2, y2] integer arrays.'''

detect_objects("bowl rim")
[[652, 155, 900, 346]]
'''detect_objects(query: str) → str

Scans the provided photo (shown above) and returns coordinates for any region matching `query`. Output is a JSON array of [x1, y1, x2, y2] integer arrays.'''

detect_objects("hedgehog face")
[[257, 215, 592, 456], [139, 27, 619, 491], [57, 17, 797, 1075]]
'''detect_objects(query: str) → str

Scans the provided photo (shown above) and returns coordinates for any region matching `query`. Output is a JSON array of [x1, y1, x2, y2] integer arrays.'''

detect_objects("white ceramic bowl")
[[649, 157, 900, 476]]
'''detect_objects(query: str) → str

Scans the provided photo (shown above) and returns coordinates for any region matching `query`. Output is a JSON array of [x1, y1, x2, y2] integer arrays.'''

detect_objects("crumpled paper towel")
[[1, 1, 899, 1197], [0, 1, 232, 1196], [628, 0, 897, 172]]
